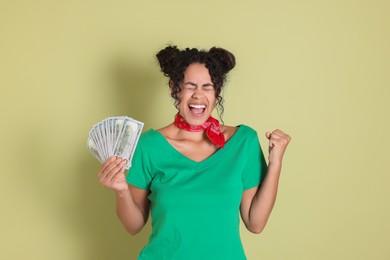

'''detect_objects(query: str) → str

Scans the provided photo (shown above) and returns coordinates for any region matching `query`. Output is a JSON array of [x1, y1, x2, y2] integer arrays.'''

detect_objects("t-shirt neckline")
[[149, 125, 244, 166]]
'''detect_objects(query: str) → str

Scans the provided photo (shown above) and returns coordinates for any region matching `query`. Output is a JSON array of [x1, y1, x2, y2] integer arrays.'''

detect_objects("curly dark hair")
[[156, 45, 236, 119]]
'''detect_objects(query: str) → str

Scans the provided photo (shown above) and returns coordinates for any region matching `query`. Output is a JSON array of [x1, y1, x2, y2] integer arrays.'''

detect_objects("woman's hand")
[[265, 129, 291, 165], [98, 156, 129, 192]]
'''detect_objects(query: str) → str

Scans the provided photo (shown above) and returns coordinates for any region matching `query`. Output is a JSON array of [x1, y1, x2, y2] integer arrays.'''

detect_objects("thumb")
[[265, 132, 274, 151]]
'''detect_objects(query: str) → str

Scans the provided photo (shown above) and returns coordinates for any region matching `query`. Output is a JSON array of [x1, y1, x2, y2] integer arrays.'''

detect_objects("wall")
[[1, 0, 389, 259]]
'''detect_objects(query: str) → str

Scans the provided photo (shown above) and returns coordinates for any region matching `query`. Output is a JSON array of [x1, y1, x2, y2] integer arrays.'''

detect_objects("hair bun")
[[156, 45, 180, 77], [209, 47, 236, 74]]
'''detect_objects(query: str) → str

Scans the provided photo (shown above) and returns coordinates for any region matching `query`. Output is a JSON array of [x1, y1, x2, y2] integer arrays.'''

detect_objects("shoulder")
[[140, 128, 157, 138], [155, 123, 175, 139], [221, 125, 238, 142], [239, 124, 258, 135], [222, 124, 258, 140], [138, 128, 160, 145], [134, 129, 163, 158]]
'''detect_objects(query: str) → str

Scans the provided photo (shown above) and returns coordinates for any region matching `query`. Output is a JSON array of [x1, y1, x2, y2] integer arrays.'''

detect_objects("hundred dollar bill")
[[113, 117, 144, 169], [87, 116, 144, 169], [89, 124, 105, 161], [87, 135, 103, 163]]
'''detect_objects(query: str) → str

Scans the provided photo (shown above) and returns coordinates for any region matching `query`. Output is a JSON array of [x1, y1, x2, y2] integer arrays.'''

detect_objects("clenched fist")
[[265, 129, 291, 165]]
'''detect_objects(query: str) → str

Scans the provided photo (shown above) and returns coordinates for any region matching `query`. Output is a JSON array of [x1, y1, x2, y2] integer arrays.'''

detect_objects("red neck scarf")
[[174, 113, 225, 148]]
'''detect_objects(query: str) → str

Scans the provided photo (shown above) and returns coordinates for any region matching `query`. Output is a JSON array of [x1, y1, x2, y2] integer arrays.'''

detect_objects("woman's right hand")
[[98, 156, 129, 192]]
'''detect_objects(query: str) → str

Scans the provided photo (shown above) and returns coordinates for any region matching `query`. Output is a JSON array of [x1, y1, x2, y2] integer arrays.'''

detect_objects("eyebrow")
[[184, 81, 214, 87]]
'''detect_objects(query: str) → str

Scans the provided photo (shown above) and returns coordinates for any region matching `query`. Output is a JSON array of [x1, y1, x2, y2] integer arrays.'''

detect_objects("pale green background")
[[1, 0, 389, 259]]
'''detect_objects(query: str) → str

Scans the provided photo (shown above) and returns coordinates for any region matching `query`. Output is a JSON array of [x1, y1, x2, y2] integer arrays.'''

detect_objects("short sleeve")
[[242, 131, 268, 190], [126, 141, 152, 190]]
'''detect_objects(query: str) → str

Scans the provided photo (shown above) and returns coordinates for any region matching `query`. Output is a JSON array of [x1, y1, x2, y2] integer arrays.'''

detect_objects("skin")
[[98, 63, 291, 235]]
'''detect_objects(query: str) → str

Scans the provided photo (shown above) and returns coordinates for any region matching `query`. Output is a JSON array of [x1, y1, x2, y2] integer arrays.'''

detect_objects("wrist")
[[115, 188, 130, 197], [267, 161, 282, 171]]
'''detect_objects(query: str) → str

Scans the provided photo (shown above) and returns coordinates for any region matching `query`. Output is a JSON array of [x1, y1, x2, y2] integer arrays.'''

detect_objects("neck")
[[173, 113, 225, 148], [172, 123, 207, 141]]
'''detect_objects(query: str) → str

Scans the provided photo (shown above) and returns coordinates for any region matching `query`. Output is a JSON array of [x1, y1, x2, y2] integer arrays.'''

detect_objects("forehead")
[[183, 63, 212, 82]]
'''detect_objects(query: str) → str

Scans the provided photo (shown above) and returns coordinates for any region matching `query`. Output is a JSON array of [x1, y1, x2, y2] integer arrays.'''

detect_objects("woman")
[[98, 45, 291, 259]]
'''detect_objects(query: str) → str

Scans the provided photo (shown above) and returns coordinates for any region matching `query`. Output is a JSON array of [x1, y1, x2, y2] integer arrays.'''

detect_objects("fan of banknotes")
[[87, 116, 144, 169]]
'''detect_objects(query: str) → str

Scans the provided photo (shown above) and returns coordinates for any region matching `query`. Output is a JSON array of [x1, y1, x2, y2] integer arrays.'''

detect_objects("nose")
[[191, 87, 202, 99]]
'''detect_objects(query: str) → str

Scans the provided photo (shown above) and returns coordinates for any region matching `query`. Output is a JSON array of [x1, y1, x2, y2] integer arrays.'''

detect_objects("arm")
[[240, 129, 290, 234], [98, 156, 150, 235], [115, 185, 150, 235]]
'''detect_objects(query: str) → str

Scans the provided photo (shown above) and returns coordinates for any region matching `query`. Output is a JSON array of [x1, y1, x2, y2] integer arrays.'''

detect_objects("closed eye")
[[183, 82, 197, 90], [182, 82, 214, 91], [203, 85, 214, 90], [202, 84, 214, 91]]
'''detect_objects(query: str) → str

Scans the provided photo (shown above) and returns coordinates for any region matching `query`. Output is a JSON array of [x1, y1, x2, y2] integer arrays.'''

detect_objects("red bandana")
[[174, 113, 225, 148]]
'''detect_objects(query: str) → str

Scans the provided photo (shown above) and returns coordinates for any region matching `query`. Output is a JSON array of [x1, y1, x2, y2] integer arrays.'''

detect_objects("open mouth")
[[189, 104, 206, 115]]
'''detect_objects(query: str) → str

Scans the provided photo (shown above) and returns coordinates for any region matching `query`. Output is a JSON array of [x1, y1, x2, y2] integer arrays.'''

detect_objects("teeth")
[[189, 104, 206, 109]]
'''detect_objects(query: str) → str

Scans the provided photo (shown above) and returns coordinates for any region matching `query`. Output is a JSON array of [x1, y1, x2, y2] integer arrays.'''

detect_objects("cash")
[[87, 116, 144, 169]]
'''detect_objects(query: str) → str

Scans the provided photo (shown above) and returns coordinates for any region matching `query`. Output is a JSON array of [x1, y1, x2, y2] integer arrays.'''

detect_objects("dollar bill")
[[87, 116, 144, 169]]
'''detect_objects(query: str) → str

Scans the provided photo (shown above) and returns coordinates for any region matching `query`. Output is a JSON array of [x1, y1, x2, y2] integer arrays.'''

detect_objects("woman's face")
[[176, 63, 216, 126]]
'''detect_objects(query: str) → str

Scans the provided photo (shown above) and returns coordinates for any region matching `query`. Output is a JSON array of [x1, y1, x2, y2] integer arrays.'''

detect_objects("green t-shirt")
[[126, 125, 267, 260]]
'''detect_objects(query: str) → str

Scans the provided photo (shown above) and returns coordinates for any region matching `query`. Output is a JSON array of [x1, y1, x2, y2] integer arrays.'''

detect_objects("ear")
[[169, 80, 174, 91]]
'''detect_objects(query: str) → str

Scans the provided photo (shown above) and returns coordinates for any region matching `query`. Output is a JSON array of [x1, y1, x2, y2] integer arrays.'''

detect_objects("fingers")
[[265, 129, 291, 141], [265, 129, 291, 164], [100, 156, 118, 174], [98, 156, 127, 186], [265, 129, 291, 147]]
